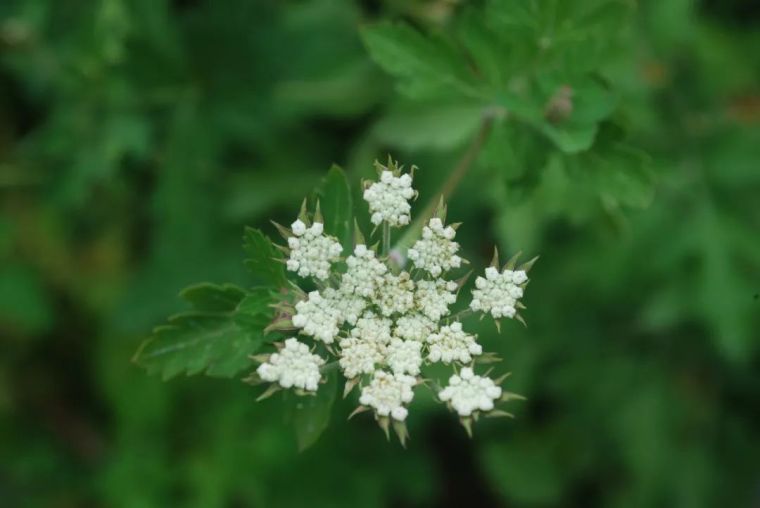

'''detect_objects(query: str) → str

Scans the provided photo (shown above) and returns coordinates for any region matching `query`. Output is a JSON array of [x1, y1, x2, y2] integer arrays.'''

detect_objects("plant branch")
[[382, 223, 391, 257], [394, 113, 496, 254]]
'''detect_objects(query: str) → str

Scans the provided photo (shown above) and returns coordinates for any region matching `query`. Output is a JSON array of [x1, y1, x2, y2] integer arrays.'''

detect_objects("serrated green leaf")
[[292, 368, 338, 451], [235, 287, 277, 330], [242, 227, 287, 287], [180, 283, 247, 312], [133, 285, 275, 380], [315, 165, 353, 251], [360, 22, 479, 100]]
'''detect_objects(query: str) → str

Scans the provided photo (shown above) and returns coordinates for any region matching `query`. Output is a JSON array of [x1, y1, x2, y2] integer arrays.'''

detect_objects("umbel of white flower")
[[439, 367, 502, 417], [470, 266, 528, 319], [251, 158, 536, 444], [256, 338, 324, 392], [407, 218, 462, 277], [286, 220, 343, 280], [362, 160, 417, 227]]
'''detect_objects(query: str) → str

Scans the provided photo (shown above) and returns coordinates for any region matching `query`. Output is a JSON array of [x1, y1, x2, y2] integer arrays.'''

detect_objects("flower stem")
[[448, 308, 475, 323], [320, 361, 340, 374], [382, 223, 391, 257], [394, 113, 496, 253]]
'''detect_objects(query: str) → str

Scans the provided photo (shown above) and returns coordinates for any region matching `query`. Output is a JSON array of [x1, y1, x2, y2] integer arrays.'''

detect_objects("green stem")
[[395, 114, 496, 253], [448, 308, 475, 323], [320, 361, 340, 374], [382, 223, 391, 257]]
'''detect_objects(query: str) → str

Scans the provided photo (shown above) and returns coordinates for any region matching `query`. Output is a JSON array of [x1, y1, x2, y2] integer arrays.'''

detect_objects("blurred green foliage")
[[1, 0, 759, 507]]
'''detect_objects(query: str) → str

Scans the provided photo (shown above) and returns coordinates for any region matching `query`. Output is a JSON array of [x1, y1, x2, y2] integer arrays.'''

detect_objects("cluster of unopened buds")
[[248, 159, 535, 444]]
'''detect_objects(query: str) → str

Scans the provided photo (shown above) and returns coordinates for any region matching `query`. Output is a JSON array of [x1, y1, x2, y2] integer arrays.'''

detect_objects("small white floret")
[[407, 217, 463, 276], [415, 279, 457, 321], [469, 266, 529, 320], [427, 322, 482, 364], [394, 312, 436, 342], [438, 367, 502, 416], [292, 290, 341, 344], [359, 371, 416, 421], [286, 220, 342, 280], [372, 271, 415, 317], [256, 338, 324, 392], [385, 338, 423, 376], [363, 170, 415, 227], [340, 244, 387, 298]]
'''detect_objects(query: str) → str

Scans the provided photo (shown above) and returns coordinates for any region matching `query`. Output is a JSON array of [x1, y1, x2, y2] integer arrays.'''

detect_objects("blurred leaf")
[[542, 123, 599, 153], [372, 102, 483, 150], [0, 264, 53, 335], [275, 60, 384, 117], [242, 228, 287, 288], [360, 22, 480, 99], [291, 368, 337, 451], [224, 170, 321, 221], [481, 121, 550, 180], [590, 144, 655, 209]]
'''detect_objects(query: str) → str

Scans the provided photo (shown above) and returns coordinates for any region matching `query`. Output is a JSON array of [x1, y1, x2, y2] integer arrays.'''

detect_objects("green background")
[[1, 0, 758, 506]]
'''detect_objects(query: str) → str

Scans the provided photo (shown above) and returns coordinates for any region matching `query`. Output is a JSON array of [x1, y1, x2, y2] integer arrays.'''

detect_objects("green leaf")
[[372, 102, 484, 150], [235, 287, 277, 330], [481, 121, 550, 180], [133, 284, 275, 380], [291, 368, 338, 452], [242, 227, 287, 287], [541, 123, 599, 153], [315, 165, 353, 251], [590, 144, 655, 209], [360, 22, 478, 100], [180, 283, 247, 312], [498, 77, 618, 154]]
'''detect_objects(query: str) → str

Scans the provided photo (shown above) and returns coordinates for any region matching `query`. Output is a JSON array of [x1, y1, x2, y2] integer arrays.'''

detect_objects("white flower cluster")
[[363, 170, 414, 226], [427, 322, 482, 364], [394, 312, 436, 342], [292, 290, 342, 343], [415, 279, 457, 321], [339, 336, 385, 379], [256, 338, 324, 392], [339, 311, 392, 379], [470, 266, 528, 319], [407, 218, 462, 277], [438, 367, 502, 417], [341, 244, 387, 298], [254, 160, 534, 441], [374, 271, 415, 317], [385, 338, 423, 376], [359, 371, 416, 421], [286, 220, 343, 279]]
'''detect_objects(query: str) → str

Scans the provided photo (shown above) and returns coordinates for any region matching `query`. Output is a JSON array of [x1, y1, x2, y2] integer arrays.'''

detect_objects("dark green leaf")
[[133, 285, 275, 380], [180, 283, 247, 312], [242, 227, 287, 287], [292, 368, 338, 452], [315, 165, 353, 251], [235, 287, 277, 330]]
